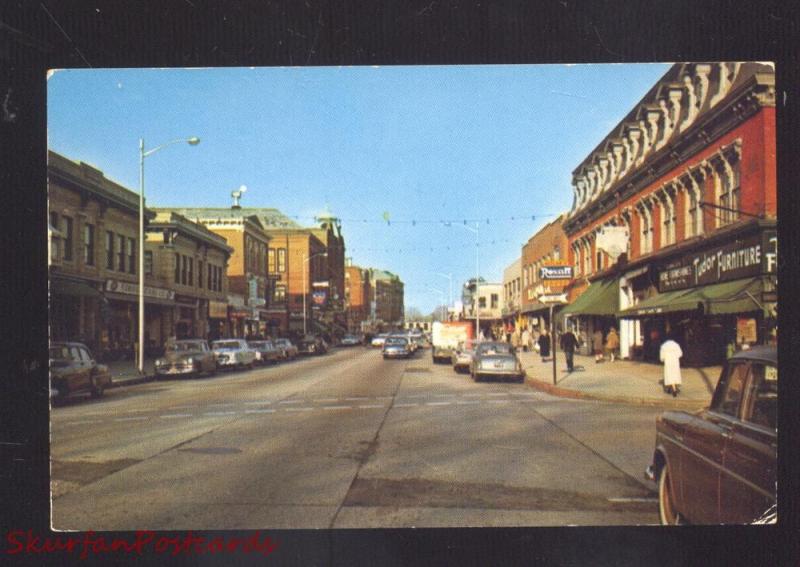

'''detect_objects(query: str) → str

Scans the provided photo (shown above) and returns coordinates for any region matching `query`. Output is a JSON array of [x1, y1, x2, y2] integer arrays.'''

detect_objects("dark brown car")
[[50, 342, 112, 403], [646, 346, 777, 524]]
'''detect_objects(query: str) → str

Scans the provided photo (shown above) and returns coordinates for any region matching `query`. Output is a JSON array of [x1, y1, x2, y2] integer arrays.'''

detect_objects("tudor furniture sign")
[[105, 279, 175, 301], [658, 229, 777, 292]]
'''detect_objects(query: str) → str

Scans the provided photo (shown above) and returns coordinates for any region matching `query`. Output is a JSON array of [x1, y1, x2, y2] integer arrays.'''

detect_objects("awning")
[[561, 278, 619, 317], [521, 302, 550, 315], [104, 291, 176, 307], [618, 277, 764, 318], [50, 278, 102, 298]]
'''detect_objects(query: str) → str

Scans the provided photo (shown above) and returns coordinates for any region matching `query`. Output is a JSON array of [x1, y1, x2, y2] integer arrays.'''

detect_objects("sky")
[[48, 63, 671, 314]]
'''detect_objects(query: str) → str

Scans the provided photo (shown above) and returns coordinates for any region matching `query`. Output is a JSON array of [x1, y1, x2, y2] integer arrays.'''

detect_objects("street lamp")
[[138, 136, 200, 374], [433, 272, 453, 320], [451, 222, 481, 340], [302, 251, 328, 336], [427, 287, 446, 321]]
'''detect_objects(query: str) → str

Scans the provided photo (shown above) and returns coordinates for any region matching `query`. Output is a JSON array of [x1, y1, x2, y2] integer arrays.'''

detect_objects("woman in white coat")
[[659, 335, 683, 397]]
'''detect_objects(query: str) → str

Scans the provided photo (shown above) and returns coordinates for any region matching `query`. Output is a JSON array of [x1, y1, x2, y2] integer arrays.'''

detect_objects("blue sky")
[[48, 63, 670, 314]]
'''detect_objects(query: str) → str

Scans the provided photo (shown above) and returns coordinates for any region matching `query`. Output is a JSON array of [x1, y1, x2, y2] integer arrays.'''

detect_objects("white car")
[[211, 339, 257, 370], [371, 334, 388, 347]]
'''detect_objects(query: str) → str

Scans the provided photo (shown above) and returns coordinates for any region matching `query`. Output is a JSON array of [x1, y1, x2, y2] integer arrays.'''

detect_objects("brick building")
[[145, 211, 233, 343], [560, 62, 776, 365], [345, 261, 372, 334], [370, 269, 404, 328]]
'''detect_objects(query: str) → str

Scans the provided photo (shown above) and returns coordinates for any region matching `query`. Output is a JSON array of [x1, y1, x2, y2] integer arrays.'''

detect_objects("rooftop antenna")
[[231, 185, 247, 208]]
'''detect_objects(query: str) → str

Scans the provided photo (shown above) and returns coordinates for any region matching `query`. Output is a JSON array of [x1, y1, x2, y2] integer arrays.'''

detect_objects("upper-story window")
[[127, 237, 136, 274], [583, 241, 592, 274], [145, 251, 153, 276], [83, 223, 95, 266], [278, 248, 286, 273], [63, 216, 74, 262], [198, 260, 204, 289], [117, 235, 126, 272], [175, 253, 181, 283], [490, 294, 499, 309], [717, 158, 741, 227], [106, 231, 115, 269], [181, 254, 188, 285], [268, 249, 276, 273], [188, 257, 194, 286], [686, 186, 699, 238]]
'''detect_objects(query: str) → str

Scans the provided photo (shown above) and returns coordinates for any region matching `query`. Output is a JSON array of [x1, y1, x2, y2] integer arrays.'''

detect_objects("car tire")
[[658, 463, 684, 525], [90, 375, 105, 398]]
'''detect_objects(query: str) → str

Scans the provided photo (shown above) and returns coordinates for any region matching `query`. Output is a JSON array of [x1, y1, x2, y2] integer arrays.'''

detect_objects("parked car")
[[340, 334, 362, 346], [249, 340, 282, 365], [297, 335, 328, 355], [273, 338, 299, 360], [155, 339, 217, 378], [211, 339, 257, 370], [451, 339, 477, 373], [50, 342, 112, 402], [370, 333, 389, 348], [469, 341, 525, 382], [383, 336, 412, 359], [645, 346, 777, 525]]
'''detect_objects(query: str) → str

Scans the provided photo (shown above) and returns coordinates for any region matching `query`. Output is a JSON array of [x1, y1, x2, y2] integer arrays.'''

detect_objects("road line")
[[203, 411, 238, 416], [114, 416, 149, 422], [516, 398, 538, 403], [244, 409, 276, 414], [358, 404, 385, 409], [426, 401, 451, 406], [375, 396, 394, 400], [160, 414, 193, 419], [278, 400, 303, 404], [120, 408, 153, 413], [284, 407, 313, 412], [169, 405, 198, 410], [323, 406, 352, 410], [314, 398, 340, 403], [63, 420, 101, 425], [487, 400, 509, 404], [244, 400, 273, 405], [434, 393, 452, 397], [207, 402, 238, 406], [607, 497, 659, 503], [394, 403, 418, 407], [344, 397, 368, 401], [486, 392, 509, 396], [463, 393, 482, 397], [406, 394, 426, 398], [456, 400, 480, 405]]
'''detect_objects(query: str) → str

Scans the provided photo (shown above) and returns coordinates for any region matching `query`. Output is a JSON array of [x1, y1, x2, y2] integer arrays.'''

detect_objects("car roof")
[[729, 345, 776, 365], [175, 338, 206, 343]]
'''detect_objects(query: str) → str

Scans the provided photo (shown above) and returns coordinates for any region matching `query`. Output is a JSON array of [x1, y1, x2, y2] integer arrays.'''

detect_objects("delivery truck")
[[431, 321, 474, 364]]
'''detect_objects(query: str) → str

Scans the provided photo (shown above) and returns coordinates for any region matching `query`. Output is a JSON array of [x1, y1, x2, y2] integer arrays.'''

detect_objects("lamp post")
[[433, 272, 453, 320], [138, 136, 200, 374], [302, 251, 328, 336], [427, 287, 446, 321]]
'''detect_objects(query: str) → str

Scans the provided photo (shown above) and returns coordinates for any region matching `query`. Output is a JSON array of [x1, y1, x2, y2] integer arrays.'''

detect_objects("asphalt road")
[[51, 346, 663, 529]]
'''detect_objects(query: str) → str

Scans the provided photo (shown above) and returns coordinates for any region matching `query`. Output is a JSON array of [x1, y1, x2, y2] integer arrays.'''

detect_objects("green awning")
[[50, 277, 102, 298], [619, 277, 764, 318], [561, 278, 619, 316]]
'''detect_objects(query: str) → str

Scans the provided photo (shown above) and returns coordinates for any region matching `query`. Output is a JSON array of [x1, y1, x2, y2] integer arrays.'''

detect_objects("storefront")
[[103, 279, 176, 357], [49, 275, 103, 353], [559, 277, 619, 357], [618, 223, 777, 366], [208, 300, 229, 341]]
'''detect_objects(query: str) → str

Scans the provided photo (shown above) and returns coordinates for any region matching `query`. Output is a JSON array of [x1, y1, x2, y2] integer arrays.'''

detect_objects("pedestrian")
[[521, 328, 531, 352], [560, 327, 579, 372], [511, 329, 520, 352], [537, 329, 551, 362], [604, 327, 620, 362], [659, 334, 683, 397], [592, 328, 605, 363]]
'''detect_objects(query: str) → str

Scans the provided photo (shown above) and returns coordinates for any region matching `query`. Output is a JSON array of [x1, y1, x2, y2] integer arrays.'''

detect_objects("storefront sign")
[[658, 230, 777, 292], [539, 265, 573, 280], [105, 279, 175, 301], [209, 300, 228, 319]]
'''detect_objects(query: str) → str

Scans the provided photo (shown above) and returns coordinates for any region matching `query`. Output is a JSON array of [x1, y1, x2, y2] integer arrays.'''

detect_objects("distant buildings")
[[369, 269, 405, 328]]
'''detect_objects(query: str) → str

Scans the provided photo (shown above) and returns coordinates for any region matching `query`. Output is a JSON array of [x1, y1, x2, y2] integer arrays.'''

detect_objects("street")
[[51, 346, 662, 530]]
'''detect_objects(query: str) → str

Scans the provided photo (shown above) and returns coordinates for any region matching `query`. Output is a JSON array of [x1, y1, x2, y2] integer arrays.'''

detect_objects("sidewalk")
[[518, 349, 722, 410], [104, 358, 157, 388]]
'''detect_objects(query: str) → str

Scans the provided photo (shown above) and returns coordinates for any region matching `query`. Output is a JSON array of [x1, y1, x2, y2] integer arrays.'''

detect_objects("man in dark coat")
[[560, 328, 580, 372], [537, 329, 551, 362]]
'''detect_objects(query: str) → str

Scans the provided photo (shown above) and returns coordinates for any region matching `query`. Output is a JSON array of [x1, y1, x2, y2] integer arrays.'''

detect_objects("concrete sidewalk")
[[518, 349, 722, 410], [104, 358, 157, 388]]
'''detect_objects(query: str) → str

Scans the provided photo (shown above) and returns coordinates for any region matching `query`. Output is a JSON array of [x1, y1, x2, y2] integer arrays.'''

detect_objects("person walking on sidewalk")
[[537, 329, 551, 362], [659, 334, 683, 397], [521, 328, 531, 352], [592, 328, 605, 363], [604, 327, 619, 362], [560, 328, 579, 372], [511, 329, 520, 352]]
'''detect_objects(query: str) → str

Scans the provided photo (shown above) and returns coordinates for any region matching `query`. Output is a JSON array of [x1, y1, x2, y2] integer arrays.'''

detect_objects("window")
[[745, 363, 777, 430], [268, 249, 276, 273], [188, 257, 194, 286], [273, 284, 286, 303], [686, 188, 698, 238], [491, 293, 498, 309], [712, 362, 749, 418], [104, 231, 113, 269], [278, 248, 286, 273], [127, 237, 136, 274], [63, 216, 74, 261], [198, 260, 204, 288], [181, 254, 187, 285], [83, 223, 95, 266], [478, 296, 486, 309], [175, 253, 181, 283], [144, 251, 153, 276], [69, 346, 82, 362]]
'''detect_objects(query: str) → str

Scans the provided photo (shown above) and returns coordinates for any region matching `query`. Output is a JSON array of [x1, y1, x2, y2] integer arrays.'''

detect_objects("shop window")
[[83, 223, 95, 266], [127, 238, 136, 274], [117, 235, 126, 271], [106, 231, 114, 269], [63, 216, 74, 261]]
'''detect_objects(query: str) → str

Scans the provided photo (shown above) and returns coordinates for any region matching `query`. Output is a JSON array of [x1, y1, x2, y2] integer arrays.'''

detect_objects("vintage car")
[[469, 341, 525, 382], [155, 339, 217, 378], [371, 334, 389, 348], [248, 340, 282, 365], [297, 335, 328, 355], [382, 336, 412, 359], [211, 339, 257, 370], [50, 342, 112, 402], [451, 339, 477, 373], [646, 346, 777, 524], [273, 338, 299, 360], [340, 334, 362, 347]]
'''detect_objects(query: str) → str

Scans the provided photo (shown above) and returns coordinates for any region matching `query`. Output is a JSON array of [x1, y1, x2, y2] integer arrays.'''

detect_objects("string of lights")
[[277, 212, 561, 226], [346, 238, 516, 253]]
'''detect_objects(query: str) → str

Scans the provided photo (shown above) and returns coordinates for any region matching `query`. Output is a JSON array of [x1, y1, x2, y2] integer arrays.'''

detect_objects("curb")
[[108, 374, 156, 389], [524, 375, 707, 411]]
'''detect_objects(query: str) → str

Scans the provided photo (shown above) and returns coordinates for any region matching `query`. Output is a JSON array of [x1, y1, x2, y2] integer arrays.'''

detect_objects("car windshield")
[[386, 337, 407, 345], [477, 343, 512, 355], [49, 346, 70, 360], [213, 341, 241, 350], [169, 342, 204, 352]]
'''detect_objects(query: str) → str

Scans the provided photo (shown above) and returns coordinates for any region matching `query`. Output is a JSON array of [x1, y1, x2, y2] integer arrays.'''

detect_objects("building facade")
[[48, 150, 174, 359], [345, 261, 372, 334], [561, 62, 776, 365], [501, 259, 522, 332], [370, 269, 404, 328], [461, 278, 503, 337], [145, 211, 233, 343]]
